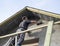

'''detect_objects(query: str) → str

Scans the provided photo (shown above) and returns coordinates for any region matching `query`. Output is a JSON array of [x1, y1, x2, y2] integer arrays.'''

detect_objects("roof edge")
[[0, 6, 27, 26], [26, 6, 60, 19]]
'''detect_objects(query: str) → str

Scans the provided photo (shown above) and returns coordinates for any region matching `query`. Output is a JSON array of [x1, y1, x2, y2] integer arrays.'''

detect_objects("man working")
[[17, 16, 37, 46]]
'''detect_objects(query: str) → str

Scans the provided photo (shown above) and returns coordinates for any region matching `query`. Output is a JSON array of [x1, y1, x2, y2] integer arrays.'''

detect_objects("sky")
[[0, 0, 60, 23]]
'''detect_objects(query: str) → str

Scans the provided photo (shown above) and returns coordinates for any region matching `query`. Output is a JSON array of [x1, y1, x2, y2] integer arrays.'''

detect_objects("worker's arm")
[[30, 20, 37, 23], [28, 20, 43, 36], [31, 20, 43, 25]]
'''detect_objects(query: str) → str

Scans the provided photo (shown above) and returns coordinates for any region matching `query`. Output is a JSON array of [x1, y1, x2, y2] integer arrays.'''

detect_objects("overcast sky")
[[0, 0, 60, 23]]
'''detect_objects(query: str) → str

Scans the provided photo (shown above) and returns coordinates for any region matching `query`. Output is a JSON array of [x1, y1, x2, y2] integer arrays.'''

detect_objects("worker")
[[17, 16, 37, 46], [10, 16, 42, 46]]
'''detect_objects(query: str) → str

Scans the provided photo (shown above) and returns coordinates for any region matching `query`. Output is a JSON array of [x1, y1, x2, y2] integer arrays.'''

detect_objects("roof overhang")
[[26, 6, 60, 19]]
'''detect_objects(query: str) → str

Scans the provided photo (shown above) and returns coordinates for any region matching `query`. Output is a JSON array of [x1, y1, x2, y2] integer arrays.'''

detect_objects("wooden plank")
[[27, 7, 60, 19], [22, 38, 39, 45], [0, 21, 60, 39], [0, 24, 47, 39], [54, 21, 60, 24], [44, 21, 53, 46], [22, 43, 38, 46]]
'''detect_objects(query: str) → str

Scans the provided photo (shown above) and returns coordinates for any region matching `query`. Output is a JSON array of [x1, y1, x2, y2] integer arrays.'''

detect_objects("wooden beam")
[[22, 43, 38, 46], [0, 21, 60, 39], [27, 7, 60, 19], [22, 38, 39, 45], [0, 24, 47, 39], [44, 21, 53, 46], [54, 21, 60, 24]]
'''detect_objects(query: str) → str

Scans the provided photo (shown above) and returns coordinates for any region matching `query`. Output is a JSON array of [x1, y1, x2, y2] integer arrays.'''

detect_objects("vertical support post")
[[44, 21, 53, 46], [15, 36, 17, 46]]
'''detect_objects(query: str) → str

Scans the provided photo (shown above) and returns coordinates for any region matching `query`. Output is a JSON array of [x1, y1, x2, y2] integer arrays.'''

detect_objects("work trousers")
[[17, 28, 25, 46], [11, 28, 25, 46]]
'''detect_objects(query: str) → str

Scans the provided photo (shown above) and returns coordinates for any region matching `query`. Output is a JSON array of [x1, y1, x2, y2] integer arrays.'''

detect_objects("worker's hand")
[[27, 31, 32, 36], [37, 21, 43, 25], [28, 31, 31, 34]]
